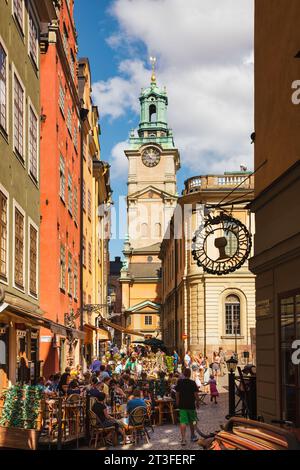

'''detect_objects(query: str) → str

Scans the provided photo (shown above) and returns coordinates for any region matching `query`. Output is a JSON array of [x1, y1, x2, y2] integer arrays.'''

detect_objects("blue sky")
[[75, 0, 254, 259]]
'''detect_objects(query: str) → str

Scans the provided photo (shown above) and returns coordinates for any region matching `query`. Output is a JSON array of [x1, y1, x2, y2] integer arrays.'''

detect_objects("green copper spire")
[[129, 58, 175, 150]]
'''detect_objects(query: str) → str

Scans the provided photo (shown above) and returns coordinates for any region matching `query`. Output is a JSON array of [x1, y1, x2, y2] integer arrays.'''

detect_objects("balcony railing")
[[184, 173, 253, 195]]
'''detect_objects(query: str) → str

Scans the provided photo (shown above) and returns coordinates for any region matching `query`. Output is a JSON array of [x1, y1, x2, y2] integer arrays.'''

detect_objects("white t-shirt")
[[184, 354, 191, 366]]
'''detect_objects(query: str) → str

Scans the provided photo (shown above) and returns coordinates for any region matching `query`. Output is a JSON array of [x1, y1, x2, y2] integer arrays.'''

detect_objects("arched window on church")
[[141, 223, 149, 238], [155, 223, 162, 238], [225, 295, 241, 335], [149, 104, 157, 122]]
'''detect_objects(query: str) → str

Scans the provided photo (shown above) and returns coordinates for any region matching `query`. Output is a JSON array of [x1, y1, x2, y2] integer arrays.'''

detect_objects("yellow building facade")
[[78, 59, 111, 364]]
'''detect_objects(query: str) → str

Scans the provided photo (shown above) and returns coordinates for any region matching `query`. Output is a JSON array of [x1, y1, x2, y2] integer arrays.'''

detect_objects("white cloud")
[[93, 0, 254, 176], [109, 140, 129, 179]]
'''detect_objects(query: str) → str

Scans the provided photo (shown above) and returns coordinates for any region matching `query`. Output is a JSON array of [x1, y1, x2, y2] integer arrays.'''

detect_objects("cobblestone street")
[[83, 378, 229, 451]]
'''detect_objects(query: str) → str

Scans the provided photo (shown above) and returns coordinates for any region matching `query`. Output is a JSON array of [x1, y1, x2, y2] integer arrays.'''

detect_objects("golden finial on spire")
[[149, 56, 157, 84]]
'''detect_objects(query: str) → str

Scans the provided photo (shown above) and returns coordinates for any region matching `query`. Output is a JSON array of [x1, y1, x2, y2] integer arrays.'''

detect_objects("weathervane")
[[150, 56, 157, 83]]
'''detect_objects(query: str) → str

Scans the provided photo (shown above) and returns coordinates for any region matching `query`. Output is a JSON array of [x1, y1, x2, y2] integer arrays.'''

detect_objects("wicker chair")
[[88, 410, 117, 448], [124, 406, 150, 445]]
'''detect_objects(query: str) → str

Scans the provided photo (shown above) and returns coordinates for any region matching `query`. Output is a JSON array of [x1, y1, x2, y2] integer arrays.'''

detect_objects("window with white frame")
[[70, 50, 75, 83], [62, 24, 69, 59], [29, 105, 38, 181], [73, 123, 77, 150], [29, 223, 38, 297], [68, 173, 73, 214], [67, 108, 72, 134], [13, 0, 24, 31], [82, 235, 86, 267], [0, 43, 7, 132], [14, 205, 24, 289], [87, 190, 91, 221], [88, 242, 92, 272], [0, 190, 8, 281], [59, 156, 65, 201], [82, 180, 86, 212], [74, 186, 78, 224], [74, 261, 78, 300], [59, 83, 65, 114], [225, 295, 241, 335], [13, 72, 25, 158], [60, 244, 66, 291], [145, 315, 153, 326], [28, 9, 38, 66], [68, 252, 72, 296]]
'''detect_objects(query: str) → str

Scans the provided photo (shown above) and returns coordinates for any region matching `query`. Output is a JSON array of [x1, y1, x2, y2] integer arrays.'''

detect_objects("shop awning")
[[50, 323, 68, 337], [84, 323, 111, 341], [100, 317, 146, 338], [0, 297, 85, 340], [70, 328, 85, 340]]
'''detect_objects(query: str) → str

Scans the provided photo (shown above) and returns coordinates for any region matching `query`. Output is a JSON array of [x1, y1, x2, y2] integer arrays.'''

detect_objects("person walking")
[[184, 350, 192, 369], [203, 356, 210, 393], [208, 374, 219, 404], [173, 350, 179, 372], [211, 351, 221, 384], [219, 347, 226, 377], [175, 368, 199, 446], [90, 356, 101, 374]]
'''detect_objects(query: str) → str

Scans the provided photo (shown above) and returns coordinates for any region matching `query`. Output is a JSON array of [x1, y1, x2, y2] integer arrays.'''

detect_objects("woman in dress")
[[203, 356, 210, 393], [211, 351, 221, 384]]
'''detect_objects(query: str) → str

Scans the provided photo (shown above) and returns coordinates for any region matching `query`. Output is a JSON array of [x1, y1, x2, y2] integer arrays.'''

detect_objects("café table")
[[155, 397, 175, 426]]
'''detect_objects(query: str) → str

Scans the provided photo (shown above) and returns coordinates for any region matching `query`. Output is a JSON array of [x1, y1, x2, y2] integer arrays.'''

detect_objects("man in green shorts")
[[175, 367, 199, 446]]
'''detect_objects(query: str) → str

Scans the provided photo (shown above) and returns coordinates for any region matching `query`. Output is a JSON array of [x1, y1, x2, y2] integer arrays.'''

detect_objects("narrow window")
[[0, 191, 8, 281], [29, 224, 37, 296], [29, 106, 38, 181], [0, 44, 7, 132], [225, 295, 241, 335], [59, 156, 65, 201], [14, 74, 24, 158], [60, 244, 66, 291], [14, 207, 24, 289]]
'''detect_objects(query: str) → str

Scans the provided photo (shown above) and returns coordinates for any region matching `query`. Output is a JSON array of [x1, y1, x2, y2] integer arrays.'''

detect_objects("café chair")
[[88, 410, 117, 448], [123, 407, 150, 445]]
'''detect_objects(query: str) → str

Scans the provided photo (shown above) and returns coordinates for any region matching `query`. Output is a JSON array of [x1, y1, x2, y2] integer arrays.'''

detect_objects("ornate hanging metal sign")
[[192, 212, 252, 275]]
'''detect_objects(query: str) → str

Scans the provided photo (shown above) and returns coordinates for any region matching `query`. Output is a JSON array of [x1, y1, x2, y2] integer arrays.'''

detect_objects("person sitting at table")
[[67, 379, 81, 396], [45, 373, 61, 394], [127, 377, 137, 395], [92, 392, 125, 446], [88, 376, 103, 399], [155, 371, 169, 398], [110, 379, 126, 404], [100, 376, 111, 401], [58, 367, 71, 396], [99, 364, 110, 382], [126, 389, 147, 415]]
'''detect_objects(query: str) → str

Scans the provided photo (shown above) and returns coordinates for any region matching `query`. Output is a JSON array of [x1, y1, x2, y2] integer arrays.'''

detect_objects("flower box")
[[0, 425, 40, 450]]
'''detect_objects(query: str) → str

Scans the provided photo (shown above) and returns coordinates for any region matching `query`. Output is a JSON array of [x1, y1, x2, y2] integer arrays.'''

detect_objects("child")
[[209, 374, 219, 404]]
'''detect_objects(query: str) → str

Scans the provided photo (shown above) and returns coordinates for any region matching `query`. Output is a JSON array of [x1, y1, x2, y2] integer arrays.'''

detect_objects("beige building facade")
[[160, 173, 256, 360]]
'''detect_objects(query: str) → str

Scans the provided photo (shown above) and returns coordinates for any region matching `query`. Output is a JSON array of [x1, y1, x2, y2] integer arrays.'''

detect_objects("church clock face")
[[142, 147, 161, 167]]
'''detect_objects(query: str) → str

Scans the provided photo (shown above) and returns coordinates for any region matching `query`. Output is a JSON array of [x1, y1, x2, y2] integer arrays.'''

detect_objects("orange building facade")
[[39, 0, 83, 376]]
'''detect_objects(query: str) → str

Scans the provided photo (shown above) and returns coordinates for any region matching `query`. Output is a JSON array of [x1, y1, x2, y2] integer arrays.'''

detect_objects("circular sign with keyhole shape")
[[191, 213, 252, 275]]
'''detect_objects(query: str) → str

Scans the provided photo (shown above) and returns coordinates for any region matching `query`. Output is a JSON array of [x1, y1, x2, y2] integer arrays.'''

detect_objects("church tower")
[[120, 60, 180, 343], [126, 60, 180, 249]]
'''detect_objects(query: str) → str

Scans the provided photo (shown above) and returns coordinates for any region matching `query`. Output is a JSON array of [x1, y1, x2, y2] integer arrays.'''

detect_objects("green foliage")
[[166, 355, 174, 373], [0, 385, 42, 430]]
